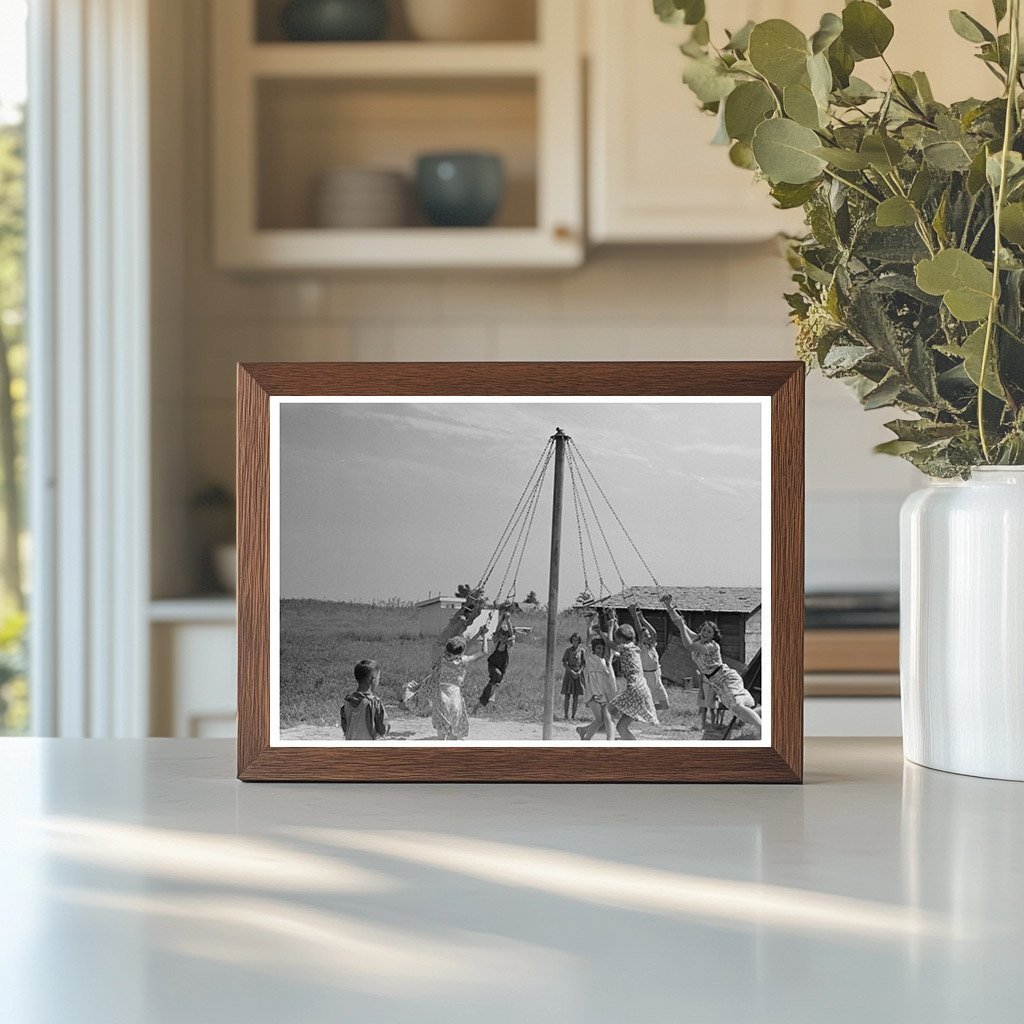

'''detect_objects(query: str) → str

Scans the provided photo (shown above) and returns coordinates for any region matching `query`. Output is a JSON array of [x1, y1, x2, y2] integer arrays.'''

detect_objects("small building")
[[604, 586, 762, 684], [415, 595, 466, 638]]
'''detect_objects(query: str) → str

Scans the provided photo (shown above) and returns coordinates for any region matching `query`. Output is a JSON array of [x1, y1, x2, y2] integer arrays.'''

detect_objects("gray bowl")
[[415, 152, 505, 228], [280, 0, 388, 42]]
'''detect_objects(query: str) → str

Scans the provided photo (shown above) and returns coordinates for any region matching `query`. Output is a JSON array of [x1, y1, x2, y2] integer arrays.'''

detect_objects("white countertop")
[[1, 738, 1019, 1023]]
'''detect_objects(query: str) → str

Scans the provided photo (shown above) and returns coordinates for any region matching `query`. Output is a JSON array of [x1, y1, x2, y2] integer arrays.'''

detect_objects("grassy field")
[[280, 598, 593, 729], [278, 598, 717, 739]]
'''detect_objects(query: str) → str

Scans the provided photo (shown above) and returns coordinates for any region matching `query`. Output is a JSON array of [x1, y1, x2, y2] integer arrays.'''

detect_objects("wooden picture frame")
[[237, 362, 804, 782]]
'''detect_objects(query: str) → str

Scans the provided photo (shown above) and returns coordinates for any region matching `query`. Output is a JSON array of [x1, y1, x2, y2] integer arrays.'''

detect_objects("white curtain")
[[28, 0, 150, 736]]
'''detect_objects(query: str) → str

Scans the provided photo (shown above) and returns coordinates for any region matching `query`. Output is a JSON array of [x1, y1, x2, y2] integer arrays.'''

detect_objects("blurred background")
[[0, 0, 998, 740]]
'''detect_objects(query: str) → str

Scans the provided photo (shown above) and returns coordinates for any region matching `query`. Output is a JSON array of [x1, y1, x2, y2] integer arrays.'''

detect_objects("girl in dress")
[[407, 630, 490, 740], [629, 603, 671, 711], [609, 623, 659, 740], [561, 633, 586, 721], [577, 622, 618, 741], [660, 595, 762, 733]]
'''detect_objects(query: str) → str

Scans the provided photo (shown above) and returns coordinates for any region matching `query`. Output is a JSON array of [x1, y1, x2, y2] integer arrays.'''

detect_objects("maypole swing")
[[452, 427, 660, 740]]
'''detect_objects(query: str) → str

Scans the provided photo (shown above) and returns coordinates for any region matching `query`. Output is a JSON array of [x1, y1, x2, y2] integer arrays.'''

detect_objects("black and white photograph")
[[270, 396, 770, 746]]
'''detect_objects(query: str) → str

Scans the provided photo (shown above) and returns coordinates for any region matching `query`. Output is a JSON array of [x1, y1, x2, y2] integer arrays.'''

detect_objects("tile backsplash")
[[180, 246, 917, 594], [159, 0, 916, 597]]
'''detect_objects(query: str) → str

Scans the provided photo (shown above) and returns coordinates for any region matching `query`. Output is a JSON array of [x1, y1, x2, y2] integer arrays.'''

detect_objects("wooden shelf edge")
[[805, 628, 900, 675], [216, 227, 584, 270], [249, 42, 543, 79]]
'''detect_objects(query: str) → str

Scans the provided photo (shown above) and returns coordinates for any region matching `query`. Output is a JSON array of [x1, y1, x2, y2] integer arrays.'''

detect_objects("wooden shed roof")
[[603, 586, 762, 616]]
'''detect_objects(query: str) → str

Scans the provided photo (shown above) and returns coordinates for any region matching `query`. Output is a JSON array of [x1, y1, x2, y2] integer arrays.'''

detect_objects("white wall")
[[156, 0, 921, 599]]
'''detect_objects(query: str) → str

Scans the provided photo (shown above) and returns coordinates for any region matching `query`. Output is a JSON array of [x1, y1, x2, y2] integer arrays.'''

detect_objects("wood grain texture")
[[805, 629, 899, 674], [236, 361, 805, 783], [237, 365, 270, 778]]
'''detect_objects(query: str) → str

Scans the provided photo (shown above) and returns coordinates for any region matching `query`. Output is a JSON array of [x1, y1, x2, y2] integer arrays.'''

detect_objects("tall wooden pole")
[[542, 428, 568, 740]]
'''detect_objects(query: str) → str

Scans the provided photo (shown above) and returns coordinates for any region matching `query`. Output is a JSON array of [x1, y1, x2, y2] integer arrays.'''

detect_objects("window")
[[0, 0, 28, 734]]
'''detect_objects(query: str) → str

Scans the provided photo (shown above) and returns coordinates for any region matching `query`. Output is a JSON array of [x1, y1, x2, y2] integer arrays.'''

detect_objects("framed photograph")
[[237, 362, 804, 782]]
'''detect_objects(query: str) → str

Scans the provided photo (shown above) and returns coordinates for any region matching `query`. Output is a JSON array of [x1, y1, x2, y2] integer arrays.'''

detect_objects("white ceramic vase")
[[900, 467, 1024, 781]]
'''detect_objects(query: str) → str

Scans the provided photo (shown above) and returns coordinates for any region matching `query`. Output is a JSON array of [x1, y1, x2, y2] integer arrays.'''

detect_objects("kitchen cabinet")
[[587, 0, 999, 244], [211, 0, 583, 269], [150, 600, 237, 737]]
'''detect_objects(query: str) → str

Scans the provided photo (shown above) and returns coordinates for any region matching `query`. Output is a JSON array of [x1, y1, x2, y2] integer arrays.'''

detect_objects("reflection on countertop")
[[1, 738, 1021, 1023]]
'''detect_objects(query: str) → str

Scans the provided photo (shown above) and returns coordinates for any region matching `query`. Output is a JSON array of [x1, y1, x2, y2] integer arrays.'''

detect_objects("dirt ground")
[[280, 686, 761, 743]]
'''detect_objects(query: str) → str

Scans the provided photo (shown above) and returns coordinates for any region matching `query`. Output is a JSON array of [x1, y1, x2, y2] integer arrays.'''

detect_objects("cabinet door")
[[587, 0, 809, 243], [587, 0, 996, 244]]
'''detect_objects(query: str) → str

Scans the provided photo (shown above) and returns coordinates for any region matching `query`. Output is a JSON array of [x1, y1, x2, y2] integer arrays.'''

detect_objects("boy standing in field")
[[341, 659, 390, 740]]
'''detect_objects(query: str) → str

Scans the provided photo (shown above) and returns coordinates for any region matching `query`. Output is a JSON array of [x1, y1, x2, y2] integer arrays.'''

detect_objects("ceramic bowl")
[[316, 168, 407, 228], [403, 0, 534, 41], [415, 152, 504, 227], [281, 0, 388, 42]]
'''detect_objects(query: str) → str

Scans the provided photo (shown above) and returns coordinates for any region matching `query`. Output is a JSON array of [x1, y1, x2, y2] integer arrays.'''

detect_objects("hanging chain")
[[495, 443, 553, 602], [570, 440, 660, 588], [569, 443, 627, 594], [569, 447, 608, 599], [566, 448, 591, 598], [477, 438, 553, 591], [507, 446, 552, 601]]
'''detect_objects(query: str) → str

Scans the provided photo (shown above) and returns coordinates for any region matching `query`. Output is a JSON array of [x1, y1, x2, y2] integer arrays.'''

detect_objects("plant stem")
[[979, 0, 1021, 462], [884, 171, 939, 254], [822, 167, 880, 205]]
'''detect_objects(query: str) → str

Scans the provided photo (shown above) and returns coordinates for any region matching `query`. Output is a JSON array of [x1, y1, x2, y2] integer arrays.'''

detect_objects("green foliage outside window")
[[0, 110, 27, 733]]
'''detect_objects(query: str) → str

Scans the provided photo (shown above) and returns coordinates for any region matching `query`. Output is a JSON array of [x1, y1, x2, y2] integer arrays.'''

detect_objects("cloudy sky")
[[278, 399, 764, 605]]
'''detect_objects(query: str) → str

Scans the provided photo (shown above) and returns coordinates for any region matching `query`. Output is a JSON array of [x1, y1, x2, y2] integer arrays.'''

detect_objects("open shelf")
[[254, 0, 538, 44], [212, 0, 582, 268], [257, 77, 538, 232]]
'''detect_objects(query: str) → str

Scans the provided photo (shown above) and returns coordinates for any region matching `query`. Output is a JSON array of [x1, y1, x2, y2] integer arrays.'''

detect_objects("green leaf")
[[967, 144, 991, 194], [874, 439, 922, 455], [862, 374, 903, 409], [810, 12, 843, 54], [827, 35, 856, 88], [814, 146, 872, 170], [724, 20, 755, 53], [842, 1, 895, 59], [909, 164, 933, 205], [1000, 203, 1024, 244], [682, 57, 736, 104], [837, 76, 879, 104], [915, 249, 994, 322], [682, 0, 705, 26], [723, 81, 775, 144], [986, 150, 1024, 191], [923, 140, 972, 171], [653, 0, 705, 25], [751, 118, 828, 184], [948, 10, 994, 44], [860, 133, 904, 173], [729, 140, 757, 169], [932, 190, 950, 247], [807, 51, 833, 108], [876, 197, 918, 228], [653, 0, 683, 24], [940, 326, 1006, 397], [784, 80, 824, 129], [748, 20, 809, 87], [771, 180, 820, 209], [885, 418, 963, 443], [913, 71, 935, 104]]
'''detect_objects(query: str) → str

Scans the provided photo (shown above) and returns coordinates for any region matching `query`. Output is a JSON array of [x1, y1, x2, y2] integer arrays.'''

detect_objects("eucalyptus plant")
[[657, 0, 1024, 475]]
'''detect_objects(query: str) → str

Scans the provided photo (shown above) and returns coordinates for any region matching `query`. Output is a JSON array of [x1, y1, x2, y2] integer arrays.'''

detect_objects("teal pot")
[[415, 152, 504, 227], [281, 0, 388, 41]]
